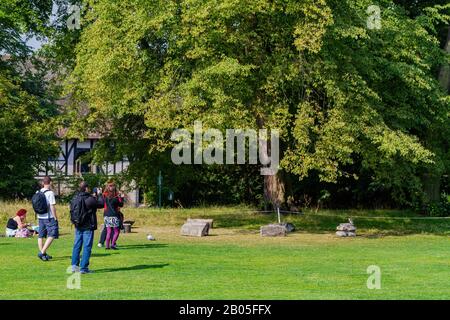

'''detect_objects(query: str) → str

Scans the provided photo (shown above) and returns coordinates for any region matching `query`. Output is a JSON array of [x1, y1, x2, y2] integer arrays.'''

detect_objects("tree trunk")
[[264, 173, 285, 210], [438, 26, 450, 92], [422, 173, 441, 203], [256, 114, 286, 210], [422, 26, 450, 203]]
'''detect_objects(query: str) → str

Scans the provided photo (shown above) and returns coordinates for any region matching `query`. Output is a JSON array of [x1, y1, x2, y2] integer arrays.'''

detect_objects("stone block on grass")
[[186, 218, 214, 230], [336, 223, 356, 232], [181, 222, 210, 237], [336, 219, 357, 237], [260, 224, 287, 237]]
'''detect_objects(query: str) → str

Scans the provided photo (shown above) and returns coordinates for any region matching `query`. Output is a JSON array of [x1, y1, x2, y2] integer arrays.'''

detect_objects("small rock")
[[281, 223, 295, 233], [336, 223, 356, 232], [336, 219, 357, 237]]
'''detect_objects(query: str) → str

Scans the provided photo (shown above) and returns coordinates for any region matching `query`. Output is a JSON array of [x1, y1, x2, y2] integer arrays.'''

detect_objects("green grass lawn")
[[1, 203, 449, 299]]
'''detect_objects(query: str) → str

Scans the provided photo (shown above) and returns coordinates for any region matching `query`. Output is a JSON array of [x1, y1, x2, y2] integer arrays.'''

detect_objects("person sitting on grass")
[[5, 209, 34, 238]]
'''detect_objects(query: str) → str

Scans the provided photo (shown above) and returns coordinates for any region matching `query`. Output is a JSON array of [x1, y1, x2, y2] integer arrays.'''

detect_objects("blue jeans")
[[71, 229, 94, 272]]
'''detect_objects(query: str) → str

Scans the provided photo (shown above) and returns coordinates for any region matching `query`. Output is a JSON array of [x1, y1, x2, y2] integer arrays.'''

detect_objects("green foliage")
[[0, 1, 59, 199], [420, 195, 450, 217], [60, 0, 449, 207], [119, 149, 264, 207], [64, 173, 111, 198], [0, 0, 52, 56], [0, 71, 59, 198]]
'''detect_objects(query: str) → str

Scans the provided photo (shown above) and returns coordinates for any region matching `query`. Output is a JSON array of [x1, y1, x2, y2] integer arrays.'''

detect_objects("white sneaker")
[[97, 243, 102, 248], [72, 266, 80, 273]]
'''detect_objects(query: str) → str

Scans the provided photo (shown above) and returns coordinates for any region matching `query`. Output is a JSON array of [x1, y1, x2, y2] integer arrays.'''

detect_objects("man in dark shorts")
[[37, 176, 59, 261]]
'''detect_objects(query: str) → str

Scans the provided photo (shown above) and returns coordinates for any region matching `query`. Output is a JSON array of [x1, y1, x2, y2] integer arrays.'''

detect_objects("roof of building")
[[56, 127, 101, 140]]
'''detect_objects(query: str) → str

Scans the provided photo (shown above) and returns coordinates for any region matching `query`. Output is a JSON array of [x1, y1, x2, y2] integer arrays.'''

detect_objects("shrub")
[[422, 196, 450, 217]]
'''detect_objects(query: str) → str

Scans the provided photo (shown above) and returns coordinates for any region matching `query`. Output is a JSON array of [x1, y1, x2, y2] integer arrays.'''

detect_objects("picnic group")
[[4, 176, 125, 274]]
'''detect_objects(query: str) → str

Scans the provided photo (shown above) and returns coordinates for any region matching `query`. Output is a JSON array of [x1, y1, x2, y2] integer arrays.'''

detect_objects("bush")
[[63, 173, 112, 201], [422, 196, 450, 217]]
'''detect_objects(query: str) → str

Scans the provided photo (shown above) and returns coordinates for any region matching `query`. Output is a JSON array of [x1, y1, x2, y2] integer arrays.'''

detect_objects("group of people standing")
[[5, 176, 125, 274], [69, 178, 124, 273]]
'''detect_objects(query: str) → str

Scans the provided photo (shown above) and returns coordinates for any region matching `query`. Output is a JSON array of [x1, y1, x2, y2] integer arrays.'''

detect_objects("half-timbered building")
[[36, 130, 141, 206]]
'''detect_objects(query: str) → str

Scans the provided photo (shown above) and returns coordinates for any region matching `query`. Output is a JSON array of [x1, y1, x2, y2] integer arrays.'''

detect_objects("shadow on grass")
[[95, 263, 169, 273], [51, 252, 119, 261], [91, 253, 117, 257], [116, 243, 168, 250], [0, 243, 11, 245], [59, 233, 71, 237]]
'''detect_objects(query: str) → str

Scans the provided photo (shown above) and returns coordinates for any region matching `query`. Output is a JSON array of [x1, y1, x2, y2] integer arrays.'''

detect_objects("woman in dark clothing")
[[101, 182, 124, 249], [98, 210, 124, 247], [5, 209, 33, 237]]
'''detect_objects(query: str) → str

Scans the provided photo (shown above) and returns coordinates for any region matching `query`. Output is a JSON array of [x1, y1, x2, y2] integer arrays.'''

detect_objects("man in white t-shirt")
[[37, 176, 59, 261]]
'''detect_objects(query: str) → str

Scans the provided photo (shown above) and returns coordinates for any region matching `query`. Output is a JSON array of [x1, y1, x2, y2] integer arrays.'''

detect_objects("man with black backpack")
[[70, 181, 104, 274], [32, 176, 59, 262]]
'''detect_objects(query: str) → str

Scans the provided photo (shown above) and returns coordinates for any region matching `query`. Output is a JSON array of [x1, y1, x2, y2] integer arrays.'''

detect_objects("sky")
[[26, 37, 45, 51], [25, 2, 59, 51]]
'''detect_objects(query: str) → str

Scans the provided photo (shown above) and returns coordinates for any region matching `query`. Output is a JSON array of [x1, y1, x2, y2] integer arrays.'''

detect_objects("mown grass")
[[1, 202, 448, 236], [1, 202, 449, 299]]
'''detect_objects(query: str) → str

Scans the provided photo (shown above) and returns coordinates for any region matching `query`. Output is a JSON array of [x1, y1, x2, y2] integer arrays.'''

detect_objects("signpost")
[[158, 171, 162, 209], [277, 207, 281, 224]]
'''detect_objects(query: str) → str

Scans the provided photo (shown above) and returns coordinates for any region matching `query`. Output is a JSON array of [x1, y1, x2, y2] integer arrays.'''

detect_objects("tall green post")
[[158, 170, 162, 210]]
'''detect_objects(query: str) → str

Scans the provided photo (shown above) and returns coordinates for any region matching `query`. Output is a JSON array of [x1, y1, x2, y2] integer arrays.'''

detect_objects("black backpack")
[[32, 190, 50, 217], [70, 193, 89, 227]]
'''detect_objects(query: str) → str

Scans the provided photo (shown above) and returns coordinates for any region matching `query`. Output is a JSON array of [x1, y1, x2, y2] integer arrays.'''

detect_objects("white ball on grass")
[[147, 234, 155, 241]]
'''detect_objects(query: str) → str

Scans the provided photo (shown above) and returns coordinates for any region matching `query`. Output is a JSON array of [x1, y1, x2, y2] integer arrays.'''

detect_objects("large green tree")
[[393, 0, 450, 203], [65, 0, 449, 207], [0, 0, 58, 198]]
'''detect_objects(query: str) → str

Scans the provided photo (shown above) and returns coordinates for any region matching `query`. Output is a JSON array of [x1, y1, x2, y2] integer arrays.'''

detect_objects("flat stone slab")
[[181, 222, 209, 237], [187, 218, 214, 229], [336, 223, 356, 232], [336, 231, 356, 237], [261, 224, 287, 237]]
